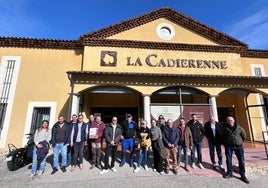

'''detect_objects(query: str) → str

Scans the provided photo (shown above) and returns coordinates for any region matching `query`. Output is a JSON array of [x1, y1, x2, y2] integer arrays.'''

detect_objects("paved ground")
[[0, 143, 267, 188]]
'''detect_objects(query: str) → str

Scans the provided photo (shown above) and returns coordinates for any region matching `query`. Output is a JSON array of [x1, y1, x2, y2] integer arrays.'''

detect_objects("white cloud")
[[227, 8, 268, 49]]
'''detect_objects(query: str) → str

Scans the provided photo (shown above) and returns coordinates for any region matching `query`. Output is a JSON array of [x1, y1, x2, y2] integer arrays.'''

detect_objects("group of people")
[[30, 113, 250, 184]]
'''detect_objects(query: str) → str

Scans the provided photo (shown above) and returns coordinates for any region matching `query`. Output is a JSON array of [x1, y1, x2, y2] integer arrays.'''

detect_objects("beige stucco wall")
[[83, 46, 242, 76], [108, 18, 218, 45], [241, 57, 268, 76], [0, 47, 82, 148]]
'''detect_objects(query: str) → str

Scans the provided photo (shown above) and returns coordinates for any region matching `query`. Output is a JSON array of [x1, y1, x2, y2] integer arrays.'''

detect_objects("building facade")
[[0, 8, 268, 150]]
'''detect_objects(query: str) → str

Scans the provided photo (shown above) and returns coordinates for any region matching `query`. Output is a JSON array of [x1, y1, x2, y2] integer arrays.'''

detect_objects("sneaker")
[[191, 163, 196, 169], [71, 166, 76, 172], [198, 163, 204, 169], [185, 164, 190, 171], [173, 169, 178, 175], [160, 171, 164, 175], [212, 163, 217, 170], [51, 168, 58, 175], [29, 173, 35, 178], [219, 164, 225, 170], [61, 166, 66, 172], [223, 173, 233, 179], [99, 169, 109, 175], [165, 169, 169, 174], [133, 167, 140, 173], [37, 171, 43, 176], [241, 176, 250, 184], [144, 165, 149, 171], [153, 168, 157, 172], [111, 167, 117, 172]]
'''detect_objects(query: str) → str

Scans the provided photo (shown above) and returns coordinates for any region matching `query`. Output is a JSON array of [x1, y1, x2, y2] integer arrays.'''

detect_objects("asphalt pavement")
[[0, 147, 268, 188]]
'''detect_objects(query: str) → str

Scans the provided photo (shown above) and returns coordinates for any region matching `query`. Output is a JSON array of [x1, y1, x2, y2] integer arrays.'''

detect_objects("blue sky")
[[0, 0, 268, 49]]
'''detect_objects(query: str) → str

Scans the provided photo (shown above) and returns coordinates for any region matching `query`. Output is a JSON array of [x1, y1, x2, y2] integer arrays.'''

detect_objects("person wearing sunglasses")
[[99, 117, 122, 174]]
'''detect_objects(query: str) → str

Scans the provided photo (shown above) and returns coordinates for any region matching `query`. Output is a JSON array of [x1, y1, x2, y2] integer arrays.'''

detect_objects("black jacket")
[[121, 120, 137, 138], [137, 127, 151, 139], [51, 121, 70, 147], [204, 121, 222, 142], [187, 120, 204, 143]]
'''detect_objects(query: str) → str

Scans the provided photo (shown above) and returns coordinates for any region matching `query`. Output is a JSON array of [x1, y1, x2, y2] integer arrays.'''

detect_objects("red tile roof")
[[0, 37, 82, 49], [80, 7, 248, 47]]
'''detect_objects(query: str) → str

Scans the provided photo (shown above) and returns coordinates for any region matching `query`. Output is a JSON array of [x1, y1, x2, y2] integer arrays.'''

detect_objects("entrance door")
[[217, 107, 235, 124], [91, 107, 138, 124]]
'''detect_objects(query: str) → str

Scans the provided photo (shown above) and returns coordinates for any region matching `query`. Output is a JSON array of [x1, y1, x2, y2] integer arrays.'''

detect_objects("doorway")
[[91, 107, 138, 124], [217, 107, 235, 124]]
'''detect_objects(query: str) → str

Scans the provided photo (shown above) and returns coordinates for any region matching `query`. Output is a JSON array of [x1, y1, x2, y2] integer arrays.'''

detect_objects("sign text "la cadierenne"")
[[127, 54, 227, 69]]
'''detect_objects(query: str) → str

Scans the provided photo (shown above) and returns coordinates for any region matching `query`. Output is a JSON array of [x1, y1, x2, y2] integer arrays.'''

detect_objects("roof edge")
[[241, 49, 268, 58], [0, 36, 83, 49], [79, 7, 248, 47], [67, 70, 268, 80], [81, 38, 246, 53]]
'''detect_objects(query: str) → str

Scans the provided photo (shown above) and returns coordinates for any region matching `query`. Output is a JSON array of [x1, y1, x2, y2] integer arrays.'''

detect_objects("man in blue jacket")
[[51, 115, 71, 174], [162, 119, 179, 175], [119, 114, 137, 167]]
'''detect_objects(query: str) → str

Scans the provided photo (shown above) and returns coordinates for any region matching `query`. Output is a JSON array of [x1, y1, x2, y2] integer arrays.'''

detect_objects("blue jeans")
[[121, 138, 134, 164], [137, 146, 148, 167], [225, 145, 245, 176], [191, 141, 202, 164], [31, 146, 47, 174], [53, 142, 67, 168], [208, 139, 222, 165], [177, 145, 188, 165]]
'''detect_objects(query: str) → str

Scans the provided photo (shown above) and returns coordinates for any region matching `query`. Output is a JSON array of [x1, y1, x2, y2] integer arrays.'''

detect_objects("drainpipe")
[[67, 73, 74, 121], [246, 93, 254, 141]]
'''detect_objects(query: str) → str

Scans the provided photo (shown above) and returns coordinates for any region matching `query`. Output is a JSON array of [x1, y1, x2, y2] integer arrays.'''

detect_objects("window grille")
[[0, 60, 16, 135], [254, 67, 262, 77], [30, 107, 51, 134]]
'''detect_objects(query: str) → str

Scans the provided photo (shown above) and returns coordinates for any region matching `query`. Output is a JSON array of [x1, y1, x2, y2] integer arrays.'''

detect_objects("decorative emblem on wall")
[[100, 51, 117, 66]]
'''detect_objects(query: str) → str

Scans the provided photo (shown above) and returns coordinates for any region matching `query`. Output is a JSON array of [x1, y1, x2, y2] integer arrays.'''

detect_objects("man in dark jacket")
[[70, 114, 88, 171], [120, 114, 137, 167], [221, 116, 249, 184], [162, 119, 179, 174], [67, 114, 77, 166], [86, 114, 95, 161], [187, 113, 205, 169], [99, 117, 122, 174], [51, 115, 71, 174], [204, 115, 224, 170]]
